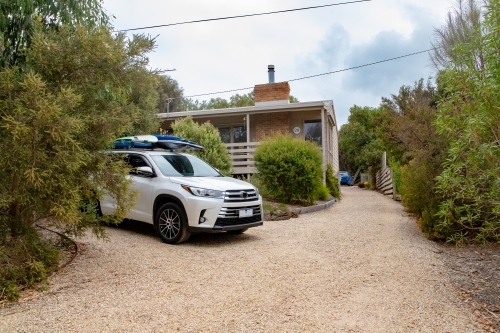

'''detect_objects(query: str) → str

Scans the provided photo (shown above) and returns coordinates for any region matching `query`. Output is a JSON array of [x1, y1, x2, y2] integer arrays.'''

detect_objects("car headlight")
[[181, 185, 225, 199], [254, 187, 260, 197]]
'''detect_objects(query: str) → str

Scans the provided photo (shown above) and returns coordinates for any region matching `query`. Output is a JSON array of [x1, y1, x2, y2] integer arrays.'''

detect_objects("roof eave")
[[158, 100, 333, 119]]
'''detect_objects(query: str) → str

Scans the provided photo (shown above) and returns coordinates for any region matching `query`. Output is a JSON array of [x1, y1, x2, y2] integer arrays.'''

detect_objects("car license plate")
[[239, 208, 253, 218]]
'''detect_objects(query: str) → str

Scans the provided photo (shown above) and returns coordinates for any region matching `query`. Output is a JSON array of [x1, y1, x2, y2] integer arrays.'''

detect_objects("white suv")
[[99, 149, 263, 244]]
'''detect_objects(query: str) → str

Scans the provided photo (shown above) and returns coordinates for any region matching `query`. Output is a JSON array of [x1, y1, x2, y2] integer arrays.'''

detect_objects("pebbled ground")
[[0, 186, 485, 332]]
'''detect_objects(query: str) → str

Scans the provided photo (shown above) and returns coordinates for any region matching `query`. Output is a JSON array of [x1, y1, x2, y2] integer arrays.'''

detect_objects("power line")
[[183, 48, 433, 99], [288, 48, 433, 82], [117, 0, 372, 32]]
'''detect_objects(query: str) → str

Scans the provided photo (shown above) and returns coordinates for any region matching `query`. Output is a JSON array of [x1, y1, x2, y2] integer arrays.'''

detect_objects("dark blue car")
[[340, 171, 354, 185]]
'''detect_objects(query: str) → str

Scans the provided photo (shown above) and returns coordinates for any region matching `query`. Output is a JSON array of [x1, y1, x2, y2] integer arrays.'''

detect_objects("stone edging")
[[292, 199, 336, 215]]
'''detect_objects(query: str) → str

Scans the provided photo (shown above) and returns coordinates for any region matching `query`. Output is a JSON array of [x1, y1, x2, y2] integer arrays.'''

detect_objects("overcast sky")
[[103, 0, 453, 126]]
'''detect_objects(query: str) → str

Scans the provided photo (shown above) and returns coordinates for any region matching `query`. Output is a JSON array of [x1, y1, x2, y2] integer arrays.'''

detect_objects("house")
[[158, 66, 339, 179]]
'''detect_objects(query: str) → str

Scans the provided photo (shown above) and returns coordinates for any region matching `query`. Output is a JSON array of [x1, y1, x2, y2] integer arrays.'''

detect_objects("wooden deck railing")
[[225, 142, 260, 175]]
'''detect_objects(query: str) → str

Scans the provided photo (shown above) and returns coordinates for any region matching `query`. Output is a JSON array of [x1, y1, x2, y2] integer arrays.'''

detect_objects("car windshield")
[[151, 154, 221, 177]]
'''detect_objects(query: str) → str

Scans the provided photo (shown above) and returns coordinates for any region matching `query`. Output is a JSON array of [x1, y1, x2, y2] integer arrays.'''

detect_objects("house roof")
[[158, 100, 336, 126]]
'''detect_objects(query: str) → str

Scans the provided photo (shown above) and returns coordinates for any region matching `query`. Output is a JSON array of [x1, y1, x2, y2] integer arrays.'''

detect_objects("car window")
[[127, 154, 152, 176], [151, 154, 220, 177]]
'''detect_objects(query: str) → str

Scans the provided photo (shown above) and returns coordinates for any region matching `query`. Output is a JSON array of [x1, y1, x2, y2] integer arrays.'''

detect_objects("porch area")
[[226, 142, 259, 175], [158, 100, 339, 177]]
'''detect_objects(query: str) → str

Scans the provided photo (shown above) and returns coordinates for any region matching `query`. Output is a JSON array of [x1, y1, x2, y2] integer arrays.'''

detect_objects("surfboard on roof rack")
[[154, 135, 204, 150], [113, 135, 204, 150]]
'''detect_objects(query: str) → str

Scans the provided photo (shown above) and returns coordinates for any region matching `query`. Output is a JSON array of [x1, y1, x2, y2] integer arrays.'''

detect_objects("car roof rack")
[[114, 134, 204, 151]]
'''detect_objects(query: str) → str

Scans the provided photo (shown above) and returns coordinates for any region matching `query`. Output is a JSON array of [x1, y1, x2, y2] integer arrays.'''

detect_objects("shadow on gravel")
[[107, 219, 157, 239], [109, 219, 260, 247], [185, 232, 260, 247]]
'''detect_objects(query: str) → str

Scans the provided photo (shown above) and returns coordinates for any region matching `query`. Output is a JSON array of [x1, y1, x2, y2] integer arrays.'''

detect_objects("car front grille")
[[218, 205, 261, 218], [224, 189, 258, 202]]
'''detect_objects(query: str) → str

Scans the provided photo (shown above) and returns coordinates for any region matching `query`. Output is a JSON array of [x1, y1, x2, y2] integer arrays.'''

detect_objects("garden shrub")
[[249, 173, 272, 200], [254, 134, 323, 204], [325, 163, 341, 200], [315, 185, 330, 201], [0, 223, 59, 301], [388, 157, 402, 195], [399, 157, 443, 240], [171, 116, 232, 175]]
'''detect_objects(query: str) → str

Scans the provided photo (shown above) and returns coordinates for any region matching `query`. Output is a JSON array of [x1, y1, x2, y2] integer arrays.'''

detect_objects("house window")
[[218, 127, 231, 144], [304, 120, 322, 146], [217, 126, 247, 144], [233, 126, 247, 143]]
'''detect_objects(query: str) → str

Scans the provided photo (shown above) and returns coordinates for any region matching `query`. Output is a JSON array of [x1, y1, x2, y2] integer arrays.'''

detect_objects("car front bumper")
[[188, 220, 263, 233]]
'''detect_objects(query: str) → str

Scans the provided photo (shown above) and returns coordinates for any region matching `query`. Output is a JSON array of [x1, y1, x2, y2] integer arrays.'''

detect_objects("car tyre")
[[227, 228, 248, 235], [155, 203, 190, 244]]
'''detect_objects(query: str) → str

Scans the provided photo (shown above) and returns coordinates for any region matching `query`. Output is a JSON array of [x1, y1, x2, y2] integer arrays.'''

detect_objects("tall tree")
[[434, 0, 500, 243], [0, 0, 109, 68], [157, 75, 184, 113], [430, 0, 485, 71], [182, 91, 299, 111], [379, 79, 443, 163], [379, 79, 448, 230], [0, 25, 159, 238], [338, 106, 385, 180]]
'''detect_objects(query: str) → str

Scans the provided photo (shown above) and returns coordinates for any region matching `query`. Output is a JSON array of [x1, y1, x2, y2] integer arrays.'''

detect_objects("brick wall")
[[255, 112, 290, 141], [254, 82, 290, 103]]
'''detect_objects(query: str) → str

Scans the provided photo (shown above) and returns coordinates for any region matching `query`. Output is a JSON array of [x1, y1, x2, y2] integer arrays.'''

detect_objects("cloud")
[[296, 24, 350, 75], [341, 4, 440, 97]]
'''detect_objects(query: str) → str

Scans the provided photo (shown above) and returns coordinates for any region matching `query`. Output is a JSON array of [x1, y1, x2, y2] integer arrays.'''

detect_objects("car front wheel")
[[155, 203, 190, 244]]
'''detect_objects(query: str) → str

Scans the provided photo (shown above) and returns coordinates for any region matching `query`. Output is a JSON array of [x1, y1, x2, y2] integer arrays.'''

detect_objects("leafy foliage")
[[338, 105, 385, 178], [430, 0, 485, 71], [378, 79, 449, 237], [183, 92, 255, 111], [379, 79, 443, 162], [171, 116, 232, 175], [0, 0, 109, 67], [157, 75, 185, 113], [326, 164, 341, 200], [315, 185, 330, 201], [248, 174, 273, 200], [0, 223, 59, 301], [0, 25, 160, 237], [0, 0, 165, 299], [433, 0, 500, 242], [254, 134, 323, 204], [182, 91, 300, 111]]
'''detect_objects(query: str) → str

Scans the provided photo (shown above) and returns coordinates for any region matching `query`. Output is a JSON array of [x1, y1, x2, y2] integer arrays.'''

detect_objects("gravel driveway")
[[0, 187, 485, 332]]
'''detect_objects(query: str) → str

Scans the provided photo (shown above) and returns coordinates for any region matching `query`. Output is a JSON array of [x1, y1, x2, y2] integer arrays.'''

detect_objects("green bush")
[[388, 157, 402, 195], [325, 164, 341, 200], [249, 173, 273, 200], [399, 157, 443, 240], [0, 223, 60, 301], [315, 185, 330, 201], [171, 116, 232, 175], [254, 134, 323, 204]]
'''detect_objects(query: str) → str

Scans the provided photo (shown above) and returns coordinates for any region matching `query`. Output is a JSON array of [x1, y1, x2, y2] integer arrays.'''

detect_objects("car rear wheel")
[[155, 203, 190, 244]]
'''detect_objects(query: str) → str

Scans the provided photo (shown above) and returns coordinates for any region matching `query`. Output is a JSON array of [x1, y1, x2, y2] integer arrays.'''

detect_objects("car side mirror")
[[137, 166, 155, 177]]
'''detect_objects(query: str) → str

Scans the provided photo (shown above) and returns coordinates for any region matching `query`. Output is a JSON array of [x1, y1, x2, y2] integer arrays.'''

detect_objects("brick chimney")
[[254, 65, 290, 106]]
